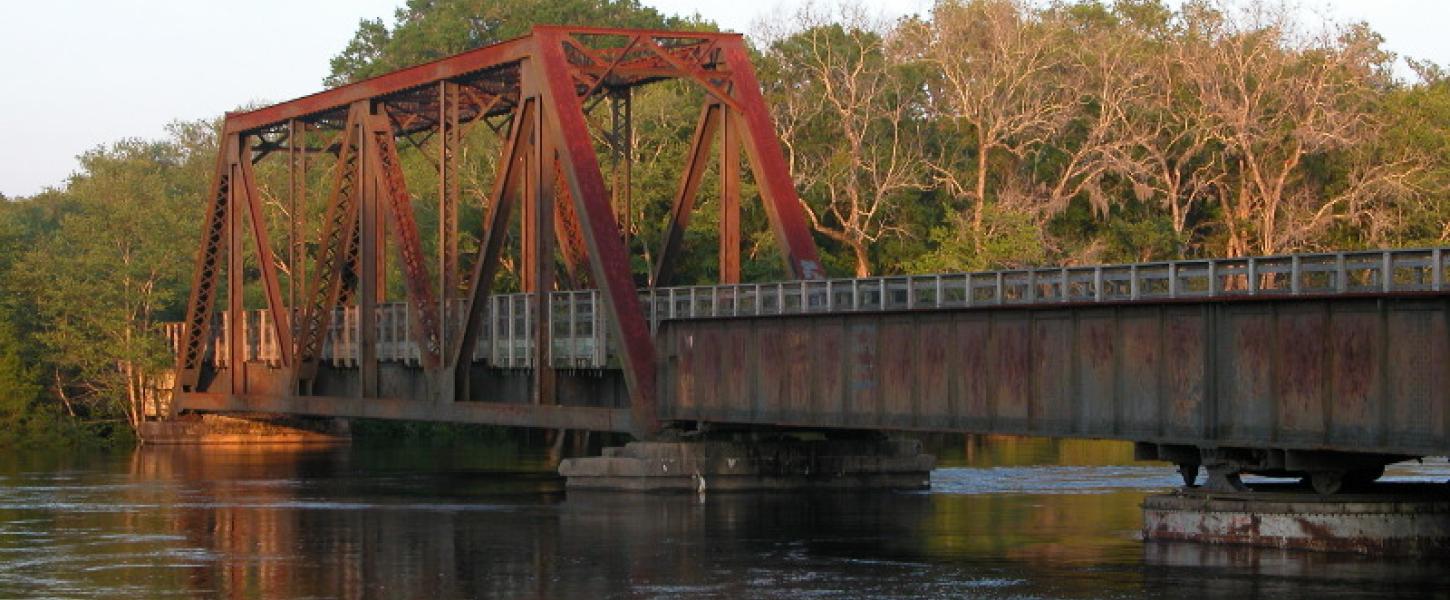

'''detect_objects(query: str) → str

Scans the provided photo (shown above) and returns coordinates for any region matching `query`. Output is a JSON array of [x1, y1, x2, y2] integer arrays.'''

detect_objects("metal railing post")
[[1383, 251, 1394, 293], [595, 291, 605, 367], [1290, 255, 1301, 295], [1336, 254, 1347, 293], [1435, 248, 1444, 292], [569, 292, 578, 367], [1247, 258, 1258, 295]]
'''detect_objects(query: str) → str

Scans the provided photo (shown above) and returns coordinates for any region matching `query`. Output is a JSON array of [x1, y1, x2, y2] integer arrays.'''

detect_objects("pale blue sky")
[[0, 0, 1444, 198]]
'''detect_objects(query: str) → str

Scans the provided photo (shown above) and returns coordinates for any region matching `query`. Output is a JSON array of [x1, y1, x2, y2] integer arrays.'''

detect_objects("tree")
[[1179, 2, 1395, 256], [326, 0, 696, 86], [0, 209, 41, 422], [902, 0, 1075, 262], [18, 127, 206, 432], [762, 7, 929, 276]]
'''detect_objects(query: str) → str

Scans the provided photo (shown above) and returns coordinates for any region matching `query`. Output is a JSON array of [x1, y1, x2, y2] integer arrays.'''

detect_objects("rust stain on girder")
[[658, 296, 1450, 458]]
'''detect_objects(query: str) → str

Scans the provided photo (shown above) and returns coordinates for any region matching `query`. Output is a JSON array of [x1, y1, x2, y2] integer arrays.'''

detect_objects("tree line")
[[0, 0, 1445, 443]]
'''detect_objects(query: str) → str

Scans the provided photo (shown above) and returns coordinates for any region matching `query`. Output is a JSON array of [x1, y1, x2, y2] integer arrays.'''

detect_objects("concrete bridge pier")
[[558, 431, 935, 492], [1142, 486, 1450, 556], [1136, 443, 1450, 555]]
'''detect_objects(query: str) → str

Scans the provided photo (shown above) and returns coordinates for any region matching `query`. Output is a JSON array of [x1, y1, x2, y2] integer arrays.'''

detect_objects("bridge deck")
[[170, 248, 1450, 458], [169, 248, 1448, 369]]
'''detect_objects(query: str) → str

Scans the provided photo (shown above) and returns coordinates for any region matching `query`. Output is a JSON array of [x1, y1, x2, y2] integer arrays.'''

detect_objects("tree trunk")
[[850, 241, 871, 278], [972, 141, 989, 256]]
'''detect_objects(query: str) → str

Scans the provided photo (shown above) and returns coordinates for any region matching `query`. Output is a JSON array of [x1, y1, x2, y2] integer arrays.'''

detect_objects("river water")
[[0, 436, 1446, 599]]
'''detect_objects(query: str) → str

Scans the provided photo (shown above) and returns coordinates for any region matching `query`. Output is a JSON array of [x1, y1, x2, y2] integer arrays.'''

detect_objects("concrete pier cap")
[[558, 434, 935, 492], [1142, 486, 1450, 557]]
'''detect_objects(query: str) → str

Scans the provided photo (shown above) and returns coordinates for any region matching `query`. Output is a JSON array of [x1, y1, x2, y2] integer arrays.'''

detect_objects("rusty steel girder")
[[171, 26, 825, 436]]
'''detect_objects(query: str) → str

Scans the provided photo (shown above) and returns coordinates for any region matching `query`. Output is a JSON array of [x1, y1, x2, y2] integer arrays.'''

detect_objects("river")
[[0, 435, 1445, 599]]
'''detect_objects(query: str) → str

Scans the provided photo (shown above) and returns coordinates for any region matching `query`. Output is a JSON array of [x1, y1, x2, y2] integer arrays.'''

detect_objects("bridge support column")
[[558, 437, 934, 492]]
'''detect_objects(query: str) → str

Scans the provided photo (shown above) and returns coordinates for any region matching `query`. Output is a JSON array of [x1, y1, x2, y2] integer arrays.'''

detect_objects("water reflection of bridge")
[[117, 444, 1450, 597]]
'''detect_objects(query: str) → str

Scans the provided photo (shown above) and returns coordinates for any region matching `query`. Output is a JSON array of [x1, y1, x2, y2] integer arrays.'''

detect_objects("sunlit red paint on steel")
[[174, 27, 825, 436]]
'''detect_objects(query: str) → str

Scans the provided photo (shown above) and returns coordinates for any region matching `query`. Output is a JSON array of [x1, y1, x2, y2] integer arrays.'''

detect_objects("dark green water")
[[0, 437, 1445, 599]]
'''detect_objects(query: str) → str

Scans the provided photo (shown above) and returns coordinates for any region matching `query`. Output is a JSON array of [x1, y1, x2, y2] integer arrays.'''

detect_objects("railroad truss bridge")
[[163, 27, 1450, 499]]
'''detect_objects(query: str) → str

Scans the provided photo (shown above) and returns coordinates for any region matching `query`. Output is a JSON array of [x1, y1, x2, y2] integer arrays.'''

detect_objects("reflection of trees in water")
[[131, 445, 346, 597], [923, 434, 1140, 467], [127, 443, 574, 598]]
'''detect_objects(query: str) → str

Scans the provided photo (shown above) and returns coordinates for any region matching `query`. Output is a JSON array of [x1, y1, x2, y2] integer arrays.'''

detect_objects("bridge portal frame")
[[171, 26, 825, 437]]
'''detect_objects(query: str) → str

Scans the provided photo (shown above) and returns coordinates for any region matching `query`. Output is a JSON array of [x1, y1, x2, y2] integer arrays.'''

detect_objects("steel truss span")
[[171, 27, 826, 438]]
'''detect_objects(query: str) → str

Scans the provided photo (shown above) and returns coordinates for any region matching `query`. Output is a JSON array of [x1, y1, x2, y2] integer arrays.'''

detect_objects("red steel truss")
[[171, 26, 825, 436]]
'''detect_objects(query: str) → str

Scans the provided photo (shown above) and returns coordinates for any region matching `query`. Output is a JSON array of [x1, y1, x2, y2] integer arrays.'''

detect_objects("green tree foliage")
[[758, 8, 931, 276], [6, 123, 214, 439], [326, 0, 698, 86], [0, 208, 42, 424]]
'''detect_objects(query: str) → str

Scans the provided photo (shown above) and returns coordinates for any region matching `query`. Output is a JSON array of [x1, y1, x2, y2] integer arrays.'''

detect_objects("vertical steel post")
[[288, 120, 305, 321], [358, 107, 379, 397], [439, 81, 460, 361], [530, 72, 556, 404], [716, 39, 824, 280], [609, 88, 633, 252], [719, 105, 741, 284], [226, 135, 245, 395]]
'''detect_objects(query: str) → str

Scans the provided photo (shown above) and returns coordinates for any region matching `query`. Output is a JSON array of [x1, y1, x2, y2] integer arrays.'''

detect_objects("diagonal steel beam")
[[650, 102, 720, 287], [533, 30, 659, 436], [173, 130, 235, 399], [553, 161, 592, 289], [295, 103, 366, 383], [362, 107, 443, 370], [237, 136, 295, 367]]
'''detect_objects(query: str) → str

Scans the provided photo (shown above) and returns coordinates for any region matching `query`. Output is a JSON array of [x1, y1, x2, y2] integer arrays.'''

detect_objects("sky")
[[0, 0, 1445, 199]]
